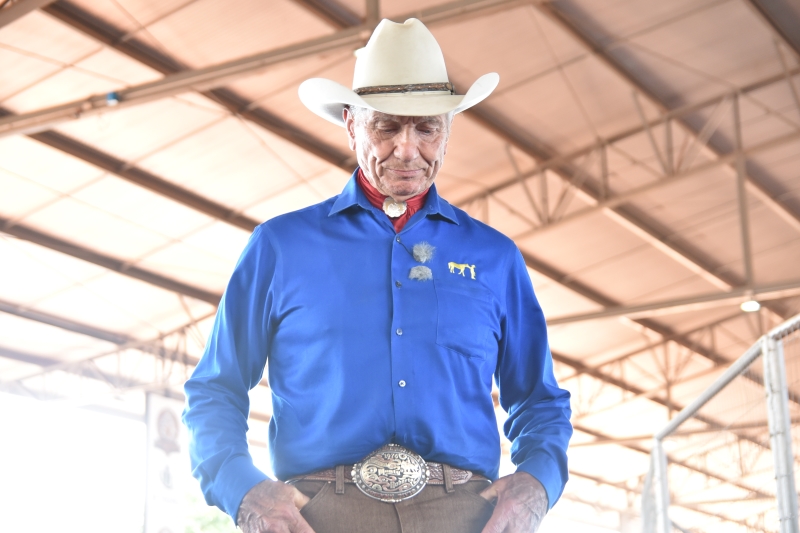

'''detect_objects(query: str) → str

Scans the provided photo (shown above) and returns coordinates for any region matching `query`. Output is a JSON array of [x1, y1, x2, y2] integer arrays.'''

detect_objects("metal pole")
[[600, 143, 608, 200], [762, 334, 800, 533], [656, 341, 763, 440], [652, 439, 672, 533], [733, 94, 754, 287], [366, 0, 380, 27], [664, 119, 673, 176], [0, 0, 57, 29]]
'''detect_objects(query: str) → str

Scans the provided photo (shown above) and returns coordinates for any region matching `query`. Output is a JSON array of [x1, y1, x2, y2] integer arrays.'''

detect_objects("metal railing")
[[642, 313, 800, 533]]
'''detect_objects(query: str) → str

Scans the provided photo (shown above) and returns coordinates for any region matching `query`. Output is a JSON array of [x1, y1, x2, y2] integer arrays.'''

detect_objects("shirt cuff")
[[514, 454, 565, 510], [214, 454, 270, 523]]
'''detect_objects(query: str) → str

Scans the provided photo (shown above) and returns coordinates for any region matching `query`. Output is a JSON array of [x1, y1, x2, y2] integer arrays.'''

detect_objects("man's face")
[[345, 108, 450, 201]]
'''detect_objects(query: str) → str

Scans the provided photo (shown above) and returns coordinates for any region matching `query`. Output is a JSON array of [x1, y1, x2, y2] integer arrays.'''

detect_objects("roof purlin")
[[19, 0, 790, 429], [40, 0, 355, 171], [0, 217, 222, 305], [11, 0, 787, 412], [534, 0, 800, 237]]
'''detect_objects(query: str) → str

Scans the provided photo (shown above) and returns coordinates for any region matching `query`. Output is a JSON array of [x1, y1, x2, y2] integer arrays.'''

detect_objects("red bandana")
[[357, 169, 429, 233]]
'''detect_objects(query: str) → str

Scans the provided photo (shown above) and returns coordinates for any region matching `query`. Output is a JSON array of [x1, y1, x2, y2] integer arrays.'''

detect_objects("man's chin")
[[383, 180, 430, 199]]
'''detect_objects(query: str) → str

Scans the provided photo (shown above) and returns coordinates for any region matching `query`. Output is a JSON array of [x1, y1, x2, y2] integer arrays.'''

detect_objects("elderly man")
[[183, 18, 571, 533]]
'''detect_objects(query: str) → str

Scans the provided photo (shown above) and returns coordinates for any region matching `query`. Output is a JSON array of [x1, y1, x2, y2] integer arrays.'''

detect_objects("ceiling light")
[[740, 300, 761, 312]]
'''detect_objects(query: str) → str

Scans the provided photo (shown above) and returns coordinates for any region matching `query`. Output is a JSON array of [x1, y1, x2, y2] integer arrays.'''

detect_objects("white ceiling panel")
[[70, 176, 215, 240], [2, 58, 122, 114], [32, 270, 210, 338], [20, 195, 171, 260], [54, 96, 228, 163], [0, 10, 100, 64], [136, 115, 329, 211], [0, 135, 105, 193], [0, 236, 107, 304], [141, 0, 334, 68]]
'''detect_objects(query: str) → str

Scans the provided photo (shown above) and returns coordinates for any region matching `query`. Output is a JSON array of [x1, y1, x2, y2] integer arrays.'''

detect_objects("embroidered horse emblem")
[[448, 262, 476, 280]]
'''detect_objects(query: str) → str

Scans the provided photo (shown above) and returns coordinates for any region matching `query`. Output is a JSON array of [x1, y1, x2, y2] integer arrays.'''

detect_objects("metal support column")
[[733, 94, 754, 287], [652, 438, 672, 533], [366, 0, 379, 27], [762, 334, 800, 533]]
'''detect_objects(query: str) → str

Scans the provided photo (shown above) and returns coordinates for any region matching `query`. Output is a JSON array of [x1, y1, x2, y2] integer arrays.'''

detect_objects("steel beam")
[[466, 103, 738, 291], [455, 66, 800, 208], [504, 129, 800, 242], [568, 471, 758, 532], [30, 0, 799, 304], [743, 0, 800, 59], [553, 344, 786, 477], [0, 297, 130, 344], [571, 419, 792, 446], [40, 1, 354, 169], [0, 28, 365, 136], [547, 278, 800, 325], [534, 1, 800, 237], [2, 0, 527, 137], [0, 298, 274, 396], [25, 127, 261, 232], [524, 249, 777, 372], [0, 344, 61, 367], [573, 421, 772, 500], [564, 312, 742, 381], [0, 343, 143, 390], [292, 0, 361, 29], [0, 298, 277, 426], [0, 0, 56, 28], [733, 95, 755, 286], [0, 217, 222, 305], [365, 0, 379, 27]]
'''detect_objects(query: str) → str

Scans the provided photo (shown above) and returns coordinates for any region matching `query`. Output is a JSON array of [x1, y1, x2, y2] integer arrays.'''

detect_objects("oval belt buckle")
[[351, 443, 430, 502]]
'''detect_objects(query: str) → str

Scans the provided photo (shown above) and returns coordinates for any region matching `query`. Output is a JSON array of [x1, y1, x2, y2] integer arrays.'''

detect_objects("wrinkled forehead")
[[362, 109, 449, 126]]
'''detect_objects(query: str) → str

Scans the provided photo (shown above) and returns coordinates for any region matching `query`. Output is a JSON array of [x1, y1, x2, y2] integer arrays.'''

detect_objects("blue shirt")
[[183, 170, 572, 520]]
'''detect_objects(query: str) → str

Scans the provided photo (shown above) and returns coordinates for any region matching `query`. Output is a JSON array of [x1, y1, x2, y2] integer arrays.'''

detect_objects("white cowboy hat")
[[298, 18, 499, 126]]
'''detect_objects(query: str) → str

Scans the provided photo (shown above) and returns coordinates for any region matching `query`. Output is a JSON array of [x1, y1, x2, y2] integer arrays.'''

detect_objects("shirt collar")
[[329, 168, 459, 225]]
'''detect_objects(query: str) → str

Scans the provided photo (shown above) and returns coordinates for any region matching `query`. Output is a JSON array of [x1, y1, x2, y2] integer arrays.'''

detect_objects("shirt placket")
[[390, 232, 413, 442]]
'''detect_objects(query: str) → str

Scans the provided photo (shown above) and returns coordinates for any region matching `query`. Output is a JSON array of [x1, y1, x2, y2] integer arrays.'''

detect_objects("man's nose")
[[393, 127, 419, 161]]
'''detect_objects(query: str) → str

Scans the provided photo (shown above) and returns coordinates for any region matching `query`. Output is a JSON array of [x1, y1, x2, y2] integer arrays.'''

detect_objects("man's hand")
[[479, 472, 548, 533], [236, 479, 314, 533]]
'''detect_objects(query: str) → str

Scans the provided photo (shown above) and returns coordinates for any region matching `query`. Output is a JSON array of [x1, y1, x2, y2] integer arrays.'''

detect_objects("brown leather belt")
[[289, 462, 486, 485], [287, 444, 488, 502]]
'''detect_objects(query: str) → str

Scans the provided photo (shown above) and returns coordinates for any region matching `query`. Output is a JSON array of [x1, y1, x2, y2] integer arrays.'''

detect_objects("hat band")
[[355, 82, 456, 96]]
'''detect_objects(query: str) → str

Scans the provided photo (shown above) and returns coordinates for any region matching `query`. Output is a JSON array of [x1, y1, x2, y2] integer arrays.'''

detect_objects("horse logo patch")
[[448, 262, 476, 280]]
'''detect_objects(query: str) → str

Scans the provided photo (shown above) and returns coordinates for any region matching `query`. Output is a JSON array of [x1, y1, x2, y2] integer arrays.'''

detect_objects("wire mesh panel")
[[641, 314, 800, 533]]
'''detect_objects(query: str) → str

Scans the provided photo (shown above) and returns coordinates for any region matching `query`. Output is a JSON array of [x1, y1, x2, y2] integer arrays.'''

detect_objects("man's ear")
[[344, 107, 356, 151]]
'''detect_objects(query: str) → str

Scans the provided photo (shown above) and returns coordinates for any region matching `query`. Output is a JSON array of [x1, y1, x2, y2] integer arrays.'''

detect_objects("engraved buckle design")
[[351, 444, 430, 502]]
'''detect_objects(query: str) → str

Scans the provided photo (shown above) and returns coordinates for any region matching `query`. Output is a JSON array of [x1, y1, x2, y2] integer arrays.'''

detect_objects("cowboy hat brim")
[[299, 73, 499, 126]]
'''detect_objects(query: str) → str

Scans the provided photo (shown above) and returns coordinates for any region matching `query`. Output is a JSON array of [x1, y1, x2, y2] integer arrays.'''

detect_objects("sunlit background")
[[0, 391, 617, 533]]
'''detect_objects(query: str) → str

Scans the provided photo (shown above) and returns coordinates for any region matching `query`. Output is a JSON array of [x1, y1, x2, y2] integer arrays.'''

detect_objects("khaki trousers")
[[295, 479, 495, 533]]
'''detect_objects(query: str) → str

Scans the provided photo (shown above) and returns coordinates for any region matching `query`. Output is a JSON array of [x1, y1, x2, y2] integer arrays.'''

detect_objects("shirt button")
[[396, 328, 403, 336], [395, 281, 402, 288], [396, 236, 401, 243], [398, 380, 406, 387]]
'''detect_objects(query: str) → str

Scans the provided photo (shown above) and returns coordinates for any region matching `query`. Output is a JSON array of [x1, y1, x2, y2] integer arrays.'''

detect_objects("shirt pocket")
[[434, 279, 498, 360]]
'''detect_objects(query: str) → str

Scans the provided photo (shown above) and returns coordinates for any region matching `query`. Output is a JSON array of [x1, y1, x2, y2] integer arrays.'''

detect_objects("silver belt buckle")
[[351, 444, 430, 502]]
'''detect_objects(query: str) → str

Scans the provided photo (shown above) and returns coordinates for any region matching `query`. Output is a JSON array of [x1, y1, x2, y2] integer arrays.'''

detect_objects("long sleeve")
[[495, 247, 572, 509], [182, 225, 276, 521]]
